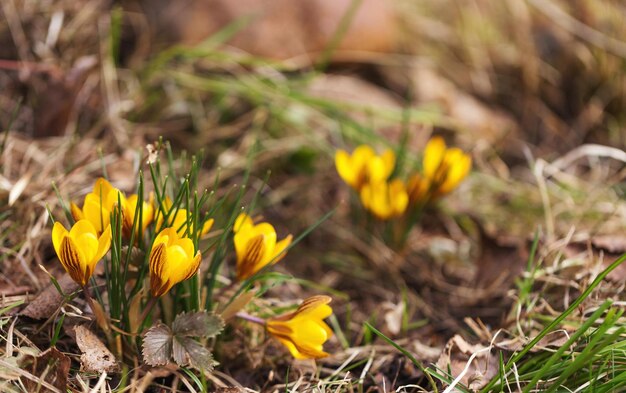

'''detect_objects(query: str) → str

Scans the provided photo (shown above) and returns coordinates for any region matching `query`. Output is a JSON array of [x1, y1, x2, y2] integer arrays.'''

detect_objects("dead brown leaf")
[[436, 335, 499, 391], [137, 0, 396, 62], [74, 325, 119, 373], [590, 235, 626, 254], [20, 347, 70, 393], [21, 275, 79, 319]]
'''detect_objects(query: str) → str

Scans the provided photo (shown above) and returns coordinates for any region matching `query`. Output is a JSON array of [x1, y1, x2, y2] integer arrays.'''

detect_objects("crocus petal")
[[351, 145, 375, 167], [439, 150, 472, 195], [148, 227, 202, 297], [407, 173, 431, 203], [165, 245, 190, 277], [201, 218, 214, 236], [335, 150, 357, 188], [266, 296, 333, 359], [274, 336, 307, 359], [181, 252, 201, 281], [149, 243, 168, 297], [237, 235, 266, 279], [170, 210, 187, 233], [70, 202, 84, 222], [368, 156, 389, 183], [74, 231, 99, 263], [271, 234, 293, 265], [389, 179, 409, 215], [423, 136, 446, 179], [69, 219, 98, 239], [234, 213, 254, 233], [83, 194, 110, 232], [51, 221, 68, 257], [177, 236, 196, 259], [287, 318, 331, 348], [94, 225, 112, 263], [93, 177, 115, 196], [381, 149, 396, 178], [60, 236, 87, 286]]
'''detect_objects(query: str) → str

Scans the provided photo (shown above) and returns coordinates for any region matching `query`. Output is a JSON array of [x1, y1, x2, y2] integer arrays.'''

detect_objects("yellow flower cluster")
[[335, 137, 471, 219], [335, 145, 406, 220], [55, 177, 207, 296], [52, 177, 332, 360]]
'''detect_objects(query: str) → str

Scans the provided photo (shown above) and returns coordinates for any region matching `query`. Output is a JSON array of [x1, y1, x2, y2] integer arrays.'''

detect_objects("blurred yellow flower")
[[360, 179, 408, 220], [414, 136, 471, 201], [122, 194, 154, 240], [266, 295, 333, 359], [71, 178, 121, 234], [335, 145, 395, 191], [52, 219, 112, 287], [406, 173, 431, 204], [148, 227, 201, 297], [153, 196, 213, 237], [233, 213, 292, 281]]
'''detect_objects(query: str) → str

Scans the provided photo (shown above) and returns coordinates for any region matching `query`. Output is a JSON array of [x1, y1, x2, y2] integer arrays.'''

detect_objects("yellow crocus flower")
[[233, 213, 292, 281], [71, 178, 121, 233], [335, 145, 395, 191], [148, 227, 201, 297], [153, 196, 213, 237], [406, 172, 431, 204], [122, 194, 154, 240], [421, 136, 472, 198], [52, 219, 112, 287], [266, 295, 333, 359], [360, 179, 408, 220]]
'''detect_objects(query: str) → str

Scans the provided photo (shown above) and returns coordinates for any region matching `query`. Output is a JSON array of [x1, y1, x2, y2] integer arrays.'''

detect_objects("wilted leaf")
[[8, 173, 30, 206], [21, 275, 79, 319], [74, 325, 119, 373], [142, 323, 173, 367], [219, 289, 256, 321], [172, 336, 217, 372], [591, 235, 626, 254], [172, 311, 224, 338], [20, 347, 70, 392], [383, 301, 404, 335], [436, 335, 499, 391], [128, 289, 145, 334]]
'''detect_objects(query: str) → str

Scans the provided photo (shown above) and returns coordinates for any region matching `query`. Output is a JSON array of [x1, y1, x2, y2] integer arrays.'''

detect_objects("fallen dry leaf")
[[137, 0, 396, 62], [411, 66, 520, 151], [382, 301, 404, 336], [590, 235, 626, 254], [21, 275, 79, 319], [20, 347, 70, 393], [74, 325, 119, 373], [436, 335, 499, 391]]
